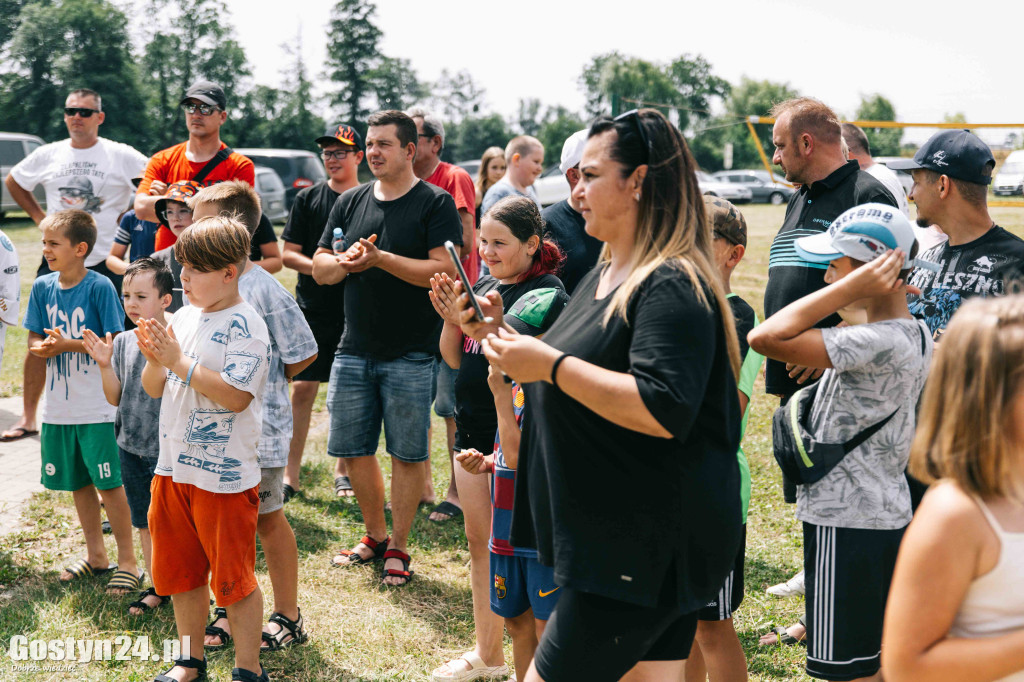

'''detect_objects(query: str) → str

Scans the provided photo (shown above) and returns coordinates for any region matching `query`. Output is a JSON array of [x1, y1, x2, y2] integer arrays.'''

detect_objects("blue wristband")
[[184, 359, 199, 387]]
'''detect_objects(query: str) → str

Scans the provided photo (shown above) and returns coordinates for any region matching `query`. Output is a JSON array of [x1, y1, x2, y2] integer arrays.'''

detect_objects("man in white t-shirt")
[[0, 229, 18, 365], [841, 123, 909, 216], [1, 88, 147, 442]]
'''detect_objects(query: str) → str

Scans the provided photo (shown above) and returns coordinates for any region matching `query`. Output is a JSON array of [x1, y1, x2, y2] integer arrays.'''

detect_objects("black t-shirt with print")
[[317, 180, 463, 359], [763, 161, 897, 395], [282, 182, 344, 312], [511, 265, 742, 611], [729, 295, 756, 359], [541, 199, 603, 295], [907, 225, 1024, 340], [453, 272, 564, 440]]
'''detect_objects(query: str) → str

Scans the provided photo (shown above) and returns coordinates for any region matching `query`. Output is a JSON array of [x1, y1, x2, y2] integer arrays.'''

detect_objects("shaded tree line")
[[0, 0, 905, 170]]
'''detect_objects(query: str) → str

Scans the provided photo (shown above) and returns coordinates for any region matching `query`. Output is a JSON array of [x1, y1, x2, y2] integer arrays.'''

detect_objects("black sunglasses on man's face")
[[64, 107, 99, 118]]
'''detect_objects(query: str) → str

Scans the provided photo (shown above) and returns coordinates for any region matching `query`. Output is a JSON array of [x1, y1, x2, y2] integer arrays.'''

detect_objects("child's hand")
[[455, 448, 493, 475], [487, 363, 513, 398], [82, 329, 114, 367], [137, 319, 182, 370], [428, 272, 466, 326], [30, 328, 66, 358], [844, 249, 906, 299]]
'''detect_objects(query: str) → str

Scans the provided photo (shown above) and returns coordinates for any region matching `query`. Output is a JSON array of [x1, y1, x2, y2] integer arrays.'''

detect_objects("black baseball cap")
[[888, 130, 995, 185], [180, 80, 226, 110], [316, 123, 364, 151], [506, 288, 569, 336]]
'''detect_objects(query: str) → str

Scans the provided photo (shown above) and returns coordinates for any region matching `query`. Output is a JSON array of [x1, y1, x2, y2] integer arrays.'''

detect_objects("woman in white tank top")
[[882, 296, 1024, 682]]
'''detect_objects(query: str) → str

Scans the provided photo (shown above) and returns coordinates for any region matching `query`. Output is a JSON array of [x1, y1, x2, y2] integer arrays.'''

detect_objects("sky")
[[225, 0, 1024, 146]]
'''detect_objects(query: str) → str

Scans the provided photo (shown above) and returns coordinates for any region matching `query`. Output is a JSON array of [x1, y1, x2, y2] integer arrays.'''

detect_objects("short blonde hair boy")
[[174, 215, 251, 273], [189, 180, 262, 235], [41, 210, 97, 256]]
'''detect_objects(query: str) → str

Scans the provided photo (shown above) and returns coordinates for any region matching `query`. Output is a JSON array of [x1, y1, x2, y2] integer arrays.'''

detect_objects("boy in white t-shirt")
[[139, 215, 272, 682], [0, 229, 18, 363]]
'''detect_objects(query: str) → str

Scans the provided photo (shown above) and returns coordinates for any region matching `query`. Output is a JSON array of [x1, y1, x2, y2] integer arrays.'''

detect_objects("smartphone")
[[444, 240, 492, 323]]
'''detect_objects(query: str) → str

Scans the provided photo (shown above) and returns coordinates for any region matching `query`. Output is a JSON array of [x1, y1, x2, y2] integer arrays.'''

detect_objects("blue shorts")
[[326, 352, 435, 464], [119, 447, 157, 529], [490, 551, 560, 620], [433, 360, 457, 419]]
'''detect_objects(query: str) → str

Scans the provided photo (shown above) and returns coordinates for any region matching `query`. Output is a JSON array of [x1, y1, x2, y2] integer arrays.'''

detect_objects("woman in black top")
[[481, 110, 744, 682], [427, 195, 566, 682]]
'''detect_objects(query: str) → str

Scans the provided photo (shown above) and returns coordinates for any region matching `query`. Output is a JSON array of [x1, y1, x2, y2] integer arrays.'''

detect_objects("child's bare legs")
[[433, 464, 505, 677], [505, 610, 539, 680], [686, 619, 747, 682], [2, 352, 43, 438], [97, 485, 139, 583], [257, 509, 300, 640], [61, 485, 109, 579], [165, 584, 208, 681], [226, 585, 264, 675], [284, 380, 318, 491], [128, 527, 159, 614]]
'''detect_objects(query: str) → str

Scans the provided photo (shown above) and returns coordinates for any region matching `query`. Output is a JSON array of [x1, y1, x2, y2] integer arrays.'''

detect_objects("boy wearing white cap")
[[749, 203, 933, 682]]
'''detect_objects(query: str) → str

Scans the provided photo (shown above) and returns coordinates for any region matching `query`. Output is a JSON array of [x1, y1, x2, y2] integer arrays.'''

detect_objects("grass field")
[[2, 204, 1024, 681]]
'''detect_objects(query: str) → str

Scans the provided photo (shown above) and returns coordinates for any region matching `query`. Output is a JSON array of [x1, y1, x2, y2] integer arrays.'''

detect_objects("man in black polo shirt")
[[541, 129, 603, 295], [764, 98, 897, 398], [890, 129, 1024, 341]]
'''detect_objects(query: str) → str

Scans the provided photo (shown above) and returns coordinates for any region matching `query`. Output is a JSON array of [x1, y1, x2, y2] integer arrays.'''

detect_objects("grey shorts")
[[258, 466, 285, 515]]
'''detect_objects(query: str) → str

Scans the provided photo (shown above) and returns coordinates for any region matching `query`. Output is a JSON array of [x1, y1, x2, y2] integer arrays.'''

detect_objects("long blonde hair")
[[476, 146, 505, 207], [910, 295, 1024, 497], [590, 109, 740, 378]]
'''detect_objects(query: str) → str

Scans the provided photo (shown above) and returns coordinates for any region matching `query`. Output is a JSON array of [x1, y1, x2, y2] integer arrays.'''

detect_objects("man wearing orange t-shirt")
[[134, 81, 254, 251]]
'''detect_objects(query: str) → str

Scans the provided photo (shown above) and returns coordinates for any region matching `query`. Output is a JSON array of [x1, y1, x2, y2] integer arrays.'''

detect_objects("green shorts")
[[40, 423, 122, 491]]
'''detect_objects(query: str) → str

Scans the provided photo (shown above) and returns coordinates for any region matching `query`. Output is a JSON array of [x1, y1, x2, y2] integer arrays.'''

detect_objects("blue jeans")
[[433, 359, 457, 419], [326, 352, 435, 463]]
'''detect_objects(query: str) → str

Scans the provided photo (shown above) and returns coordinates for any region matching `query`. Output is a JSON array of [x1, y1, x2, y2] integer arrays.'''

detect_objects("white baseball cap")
[[559, 129, 589, 175], [795, 202, 937, 271]]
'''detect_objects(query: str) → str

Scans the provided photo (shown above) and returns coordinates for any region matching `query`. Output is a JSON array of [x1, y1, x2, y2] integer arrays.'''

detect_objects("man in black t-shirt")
[[311, 110, 463, 586], [891, 130, 1024, 340], [541, 129, 603, 295], [280, 123, 364, 500]]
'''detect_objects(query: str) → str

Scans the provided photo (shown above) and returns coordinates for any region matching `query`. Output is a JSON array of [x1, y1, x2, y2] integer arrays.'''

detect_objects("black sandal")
[[204, 606, 231, 649], [334, 475, 353, 497], [231, 665, 269, 682], [154, 655, 206, 682], [331, 534, 390, 567], [261, 609, 308, 650], [381, 548, 414, 586], [282, 483, 297, 504], [128, 586, 170, 615]]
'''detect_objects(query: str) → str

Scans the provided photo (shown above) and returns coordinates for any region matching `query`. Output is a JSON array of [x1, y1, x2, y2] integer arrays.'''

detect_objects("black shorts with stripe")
[[803, 522, 905, 681], [698, 524, 745, 621]]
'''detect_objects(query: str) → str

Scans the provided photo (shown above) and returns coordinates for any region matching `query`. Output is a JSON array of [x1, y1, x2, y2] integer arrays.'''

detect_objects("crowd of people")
[[1, 81, 1023, 682]]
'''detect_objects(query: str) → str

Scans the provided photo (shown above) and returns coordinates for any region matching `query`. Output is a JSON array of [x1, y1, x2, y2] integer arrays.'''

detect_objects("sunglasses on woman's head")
[[614, 109, 651, 162]]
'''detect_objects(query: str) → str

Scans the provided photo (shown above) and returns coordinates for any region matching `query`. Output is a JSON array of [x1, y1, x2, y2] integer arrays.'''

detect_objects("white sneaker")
[[766, 570, 805, 597]]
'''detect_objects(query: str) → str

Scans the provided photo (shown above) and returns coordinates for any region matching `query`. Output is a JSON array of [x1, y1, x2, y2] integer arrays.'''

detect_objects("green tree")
[[324, 0, 382, 129], [0, 0, 149, 150], [140, 0, 251, 150], [665, 54, 730, 132], [370, 56, 425, 111], [854, 94, 901, 157], [690, 77, 799, 172], [579, 51, 679, 119], [429, 69, 486, 122], [445, 114, 512, 164], [537, 106, 585, 166], [516, 98, 544, 137]]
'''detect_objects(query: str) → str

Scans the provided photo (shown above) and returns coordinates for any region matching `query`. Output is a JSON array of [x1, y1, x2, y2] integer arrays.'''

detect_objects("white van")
[[994, 150, 1024, 196], [1, 132, 46, 218]]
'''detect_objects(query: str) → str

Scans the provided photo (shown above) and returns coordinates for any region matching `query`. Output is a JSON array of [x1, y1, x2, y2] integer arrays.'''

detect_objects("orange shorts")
[[148, 475, 259, 607]]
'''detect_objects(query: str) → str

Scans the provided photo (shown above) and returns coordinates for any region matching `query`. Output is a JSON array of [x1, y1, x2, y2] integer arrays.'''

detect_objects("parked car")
[[872, 157, 914, 197], [1, 132, 46, 218], [993, 149, 1024, 196], [456, 159, 481, 178], [696, 171, 752, 203], [234, 148, 326, 210], [712, 169, 795, 204], [254, 166, 288, 223], [533, 164, 570, 206]]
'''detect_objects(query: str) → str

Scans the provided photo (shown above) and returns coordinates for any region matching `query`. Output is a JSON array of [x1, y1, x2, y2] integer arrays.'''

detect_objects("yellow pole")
[[749, 117, 1024, 130], [746, 117, 778, 181]]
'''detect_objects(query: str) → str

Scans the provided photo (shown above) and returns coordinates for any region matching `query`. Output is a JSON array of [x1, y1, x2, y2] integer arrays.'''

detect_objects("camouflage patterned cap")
[[703, 195, 747, 248]]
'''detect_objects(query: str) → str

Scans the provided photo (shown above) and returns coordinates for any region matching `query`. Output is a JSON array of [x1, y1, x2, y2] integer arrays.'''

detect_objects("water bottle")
[[331, 227, 346, 254]]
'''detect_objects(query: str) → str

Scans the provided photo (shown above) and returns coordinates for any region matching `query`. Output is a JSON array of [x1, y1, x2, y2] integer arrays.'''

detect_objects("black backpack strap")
[[191, 146, 234, 185], [842, 409, 898, 454]]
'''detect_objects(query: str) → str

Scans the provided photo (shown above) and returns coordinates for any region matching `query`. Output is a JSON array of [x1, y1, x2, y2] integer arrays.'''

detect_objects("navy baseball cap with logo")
[[887, 130, 995, 185], [316, 123, 364, 151], [180, 80, 227, 110]]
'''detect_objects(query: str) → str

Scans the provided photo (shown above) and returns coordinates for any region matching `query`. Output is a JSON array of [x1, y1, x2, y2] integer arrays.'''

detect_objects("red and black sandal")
[[380, 548, 414, 587], [330, 534, 390, 567]]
